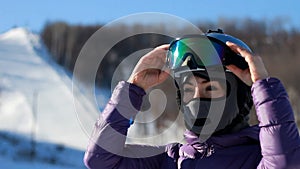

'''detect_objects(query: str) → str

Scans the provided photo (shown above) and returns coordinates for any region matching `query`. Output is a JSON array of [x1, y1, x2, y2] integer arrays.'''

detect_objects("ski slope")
[[0, 27, 101, 168]]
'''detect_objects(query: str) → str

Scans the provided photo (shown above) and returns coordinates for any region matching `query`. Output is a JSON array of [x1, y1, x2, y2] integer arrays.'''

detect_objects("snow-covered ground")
[[0, 131, 85, 169], [0, 28, 103, 168]]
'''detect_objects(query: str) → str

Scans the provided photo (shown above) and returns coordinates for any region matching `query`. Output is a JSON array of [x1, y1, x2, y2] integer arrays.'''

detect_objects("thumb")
[[158, 69, 170, 82]]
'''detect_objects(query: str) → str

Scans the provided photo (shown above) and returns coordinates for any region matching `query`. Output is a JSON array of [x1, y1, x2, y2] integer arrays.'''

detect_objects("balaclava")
[[177, 70, 251, 137]]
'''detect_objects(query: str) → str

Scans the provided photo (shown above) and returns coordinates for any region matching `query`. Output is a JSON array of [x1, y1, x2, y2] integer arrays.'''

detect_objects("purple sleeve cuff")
[[84, 81, 147, 169], [103, 81, 146, 125], [251, 77, 295, 127], [252, 78, 300, 160]]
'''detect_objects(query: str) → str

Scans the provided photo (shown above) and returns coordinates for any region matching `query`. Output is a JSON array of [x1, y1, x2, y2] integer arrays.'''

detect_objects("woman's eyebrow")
[[197, 79, 210, 84]]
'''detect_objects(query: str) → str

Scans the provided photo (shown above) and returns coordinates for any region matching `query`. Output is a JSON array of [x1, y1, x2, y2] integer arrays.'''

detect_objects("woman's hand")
[[127, 44, 170, 90], [226, 41, 269, 86]]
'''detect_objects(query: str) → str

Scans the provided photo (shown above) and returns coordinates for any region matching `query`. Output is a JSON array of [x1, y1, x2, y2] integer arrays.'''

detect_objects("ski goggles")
[[166, 35, 248, 70]]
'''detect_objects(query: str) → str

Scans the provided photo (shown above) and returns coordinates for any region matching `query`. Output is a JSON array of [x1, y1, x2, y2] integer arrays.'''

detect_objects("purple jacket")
[[84, 78, 300, 169]]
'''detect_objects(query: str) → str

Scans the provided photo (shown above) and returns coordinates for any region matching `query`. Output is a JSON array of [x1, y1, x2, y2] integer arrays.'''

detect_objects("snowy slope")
[[0, 28, 100, 168], [0, 131, 85, 169]]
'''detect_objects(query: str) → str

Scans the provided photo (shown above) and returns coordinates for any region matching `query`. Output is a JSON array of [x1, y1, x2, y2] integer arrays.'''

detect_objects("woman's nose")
[[193, 86, 205, 98]]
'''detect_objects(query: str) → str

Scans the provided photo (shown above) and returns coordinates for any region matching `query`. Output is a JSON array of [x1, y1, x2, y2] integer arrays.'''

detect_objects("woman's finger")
[[226, 41, 269, 83], [226, 65, 252, 86]]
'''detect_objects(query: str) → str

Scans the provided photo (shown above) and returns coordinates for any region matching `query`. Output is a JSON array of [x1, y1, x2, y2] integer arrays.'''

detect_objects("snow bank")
[[0, 27, 100, 168]]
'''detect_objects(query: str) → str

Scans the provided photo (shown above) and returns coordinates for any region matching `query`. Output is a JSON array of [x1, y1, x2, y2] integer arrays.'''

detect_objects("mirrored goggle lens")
[[167, 37, 226, 69]]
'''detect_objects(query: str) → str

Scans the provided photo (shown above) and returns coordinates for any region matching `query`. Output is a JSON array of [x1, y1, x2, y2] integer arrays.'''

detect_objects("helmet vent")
[[207, 29, 224, 34]]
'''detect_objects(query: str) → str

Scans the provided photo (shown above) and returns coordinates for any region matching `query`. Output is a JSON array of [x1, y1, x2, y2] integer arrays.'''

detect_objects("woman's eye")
[[206, 85, 218, 91]]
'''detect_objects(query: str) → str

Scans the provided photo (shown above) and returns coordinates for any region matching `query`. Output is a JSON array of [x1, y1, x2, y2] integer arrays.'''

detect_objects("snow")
[[0, 157, 80, 169], [0, 27, 101, 168], [0, 131, 85, 169], [0, 27, 91, 149]]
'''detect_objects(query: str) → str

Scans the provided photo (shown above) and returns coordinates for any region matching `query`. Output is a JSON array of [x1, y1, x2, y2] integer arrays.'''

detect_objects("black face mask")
[[181, 72, 240, 139]]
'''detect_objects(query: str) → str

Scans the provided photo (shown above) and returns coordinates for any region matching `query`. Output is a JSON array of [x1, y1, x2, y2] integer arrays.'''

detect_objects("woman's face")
[[182, 75, 226, 104]]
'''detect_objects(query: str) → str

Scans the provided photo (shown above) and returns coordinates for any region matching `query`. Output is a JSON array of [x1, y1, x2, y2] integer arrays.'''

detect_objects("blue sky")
[[1, 0, 300, 33]]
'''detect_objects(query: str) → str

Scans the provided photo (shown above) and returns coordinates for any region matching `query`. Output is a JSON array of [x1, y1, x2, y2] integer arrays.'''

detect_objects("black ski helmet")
[[203, 29, 253, 117], [167, 29, 253, 134]]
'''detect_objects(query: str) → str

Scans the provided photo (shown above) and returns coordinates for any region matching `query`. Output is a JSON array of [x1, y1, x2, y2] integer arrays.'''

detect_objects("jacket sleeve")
[[84, 81, 166, 169], [252, 78, 300, 169]]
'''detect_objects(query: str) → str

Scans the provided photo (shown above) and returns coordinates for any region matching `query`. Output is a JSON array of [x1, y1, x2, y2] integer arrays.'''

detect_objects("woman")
[[84, 30, 300, 168]]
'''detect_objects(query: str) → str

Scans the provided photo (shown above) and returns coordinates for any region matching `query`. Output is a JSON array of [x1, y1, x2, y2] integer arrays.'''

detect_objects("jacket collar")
[[184, 125, 260, 150]]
